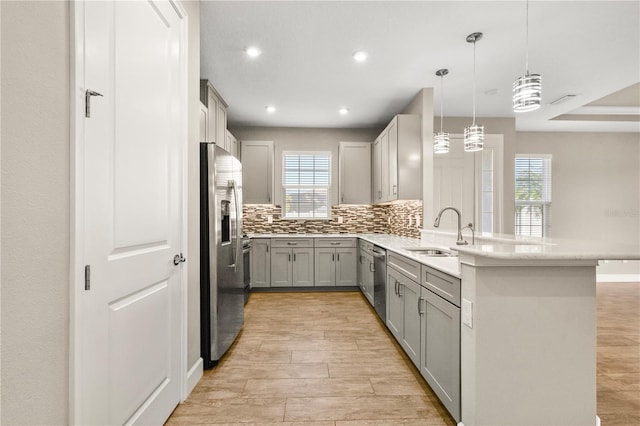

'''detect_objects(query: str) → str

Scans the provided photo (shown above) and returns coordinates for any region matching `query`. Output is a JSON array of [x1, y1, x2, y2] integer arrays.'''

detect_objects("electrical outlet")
[[415, 215, 421, 228], [267, 215, 273, 224], [408, 216, 413, 227], [337, 216, 343, 224], [462, 299, 473, 328]]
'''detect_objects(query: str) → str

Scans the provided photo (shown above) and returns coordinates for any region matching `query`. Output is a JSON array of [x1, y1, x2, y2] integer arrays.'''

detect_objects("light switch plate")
[[267, 215, 273, 224], [337, 216, 343, 224], [462, 299, 473, 328]]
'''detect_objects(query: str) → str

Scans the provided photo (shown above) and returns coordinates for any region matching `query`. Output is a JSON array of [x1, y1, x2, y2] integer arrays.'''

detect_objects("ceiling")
[[200, 1, 640, 132]]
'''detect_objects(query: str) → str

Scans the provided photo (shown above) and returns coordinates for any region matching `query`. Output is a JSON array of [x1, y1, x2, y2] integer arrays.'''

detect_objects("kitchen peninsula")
[[250, 230, 640, 426]]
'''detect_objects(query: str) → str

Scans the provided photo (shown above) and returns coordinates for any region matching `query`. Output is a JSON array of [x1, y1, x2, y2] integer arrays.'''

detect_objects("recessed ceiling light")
[[339, 107, 349, 115], [246, 46, 261, 58], [352, 51, 368, 62], [265, 105, 276, 113]]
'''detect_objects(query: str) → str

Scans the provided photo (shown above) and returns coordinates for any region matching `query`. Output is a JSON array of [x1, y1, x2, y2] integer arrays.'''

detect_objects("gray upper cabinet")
[[200, 80, 228, 148], [339, 142, 372, 204], [199, 102, 208, 142], [241, 141, 274, 204], [373, 114, 422, 203], [372, 138, 382, 203], [226, 130, 239, 159]]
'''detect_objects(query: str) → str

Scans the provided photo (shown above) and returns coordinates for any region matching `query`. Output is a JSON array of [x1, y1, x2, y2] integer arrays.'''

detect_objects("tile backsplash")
[[243, 200, 423, 238]]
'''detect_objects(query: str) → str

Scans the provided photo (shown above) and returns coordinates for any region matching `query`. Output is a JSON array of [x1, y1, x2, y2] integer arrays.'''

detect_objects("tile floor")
[[167, 282, 640, 425], [167, 291, 455, 425]]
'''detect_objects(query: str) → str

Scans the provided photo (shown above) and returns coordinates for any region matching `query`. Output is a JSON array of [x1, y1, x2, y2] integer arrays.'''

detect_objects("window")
[[515, 155, 552, 237], [282, 151, 331, 219]]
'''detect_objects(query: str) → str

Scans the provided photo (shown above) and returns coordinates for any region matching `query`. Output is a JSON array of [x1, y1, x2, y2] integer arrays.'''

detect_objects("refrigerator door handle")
[[229, 179, 241, 271]]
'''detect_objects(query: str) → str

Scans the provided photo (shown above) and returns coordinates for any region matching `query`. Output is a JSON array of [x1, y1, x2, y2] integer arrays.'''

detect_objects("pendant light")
[[434, 68, 450, 154], [513, 0, 542, 112], [464, 32, 484, 152]]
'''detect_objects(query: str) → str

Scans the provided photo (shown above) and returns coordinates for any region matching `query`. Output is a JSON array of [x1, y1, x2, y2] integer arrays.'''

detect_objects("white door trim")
[[69, 1, 189, 421]]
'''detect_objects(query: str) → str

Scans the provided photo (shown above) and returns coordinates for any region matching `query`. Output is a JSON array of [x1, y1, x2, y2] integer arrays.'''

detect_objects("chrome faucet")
[[462, 223, 475, 245], [434, 206, 468, 245]]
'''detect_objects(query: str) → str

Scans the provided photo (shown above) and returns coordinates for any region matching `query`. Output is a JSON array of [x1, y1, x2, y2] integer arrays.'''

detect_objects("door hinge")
[[84, 265, 91, 290], [85, 89, 103, 118]]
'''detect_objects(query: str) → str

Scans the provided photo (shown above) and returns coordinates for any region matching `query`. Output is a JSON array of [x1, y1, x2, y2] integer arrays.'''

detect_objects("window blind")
[[282, 152, 331, 219], [515, 155, 552, 237]]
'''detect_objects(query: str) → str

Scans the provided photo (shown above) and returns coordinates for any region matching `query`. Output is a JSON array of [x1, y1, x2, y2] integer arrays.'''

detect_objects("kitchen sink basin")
[[404, 247, 458, 257]]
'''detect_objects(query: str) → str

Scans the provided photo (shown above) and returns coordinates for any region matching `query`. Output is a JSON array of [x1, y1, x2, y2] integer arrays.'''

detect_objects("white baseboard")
[[597, 274, 640, 283], [458, 416, 599, 426], [186, 357, 203, 398]]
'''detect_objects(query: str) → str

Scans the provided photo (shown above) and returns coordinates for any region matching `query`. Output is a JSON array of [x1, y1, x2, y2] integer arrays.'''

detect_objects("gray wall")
[[230, 127, 381, 206], [183, 0, 201, 375], [516, 132, 639, 244], [1, 1, 70, 424]]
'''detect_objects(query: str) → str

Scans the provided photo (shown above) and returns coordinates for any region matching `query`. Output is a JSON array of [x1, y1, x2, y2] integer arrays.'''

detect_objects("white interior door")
[[433, 138, 475, 230], [73, 1, 186, 424], [433, 135, 503, 233]]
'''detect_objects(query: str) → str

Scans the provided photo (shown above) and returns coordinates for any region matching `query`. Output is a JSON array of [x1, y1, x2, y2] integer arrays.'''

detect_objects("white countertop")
[[421, 229, 640, 261], [249, 233, 461, 277]]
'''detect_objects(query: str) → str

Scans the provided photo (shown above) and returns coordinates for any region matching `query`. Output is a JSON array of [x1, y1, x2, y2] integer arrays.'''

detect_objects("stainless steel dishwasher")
[[372, 246, 387, 323]]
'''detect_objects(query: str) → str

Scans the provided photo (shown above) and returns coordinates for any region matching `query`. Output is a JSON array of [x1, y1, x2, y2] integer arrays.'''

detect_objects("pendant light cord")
[[525, 0, 529, 75], [472, 40, 476, 126], [440, 75, 444, 132]]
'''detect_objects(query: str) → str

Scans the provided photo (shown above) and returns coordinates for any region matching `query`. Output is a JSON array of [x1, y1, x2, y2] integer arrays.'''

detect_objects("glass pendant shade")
[[434, 132, 450, 154], [513, 73, 542, 112], [464, 124, 484, 152]]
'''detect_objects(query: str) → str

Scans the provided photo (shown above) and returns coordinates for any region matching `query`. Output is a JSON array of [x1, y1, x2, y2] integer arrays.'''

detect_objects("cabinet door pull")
[[369, 262, 375, 272], [337, 253, 340, 262], [394, 280, 398, 296], [288, 253, 291, 262], [418, 297, 424, 316], [393, 184, 397, 195], [398, 282, 404, 297], [293, 253, 296, 262], [287, 242, 298, 245], [332, 253, 335, 262], [266, 245, 269, 253]]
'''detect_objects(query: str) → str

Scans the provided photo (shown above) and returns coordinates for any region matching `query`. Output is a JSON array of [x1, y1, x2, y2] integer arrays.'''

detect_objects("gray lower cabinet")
[[250, 238, 271, 288], [358, 247, 374, 305], [386, 266, 421, 368], [270, 247, 314, 287], [420, 287, 461, 422], [313, 247, 357, 286], [314, 238, 357, 287]]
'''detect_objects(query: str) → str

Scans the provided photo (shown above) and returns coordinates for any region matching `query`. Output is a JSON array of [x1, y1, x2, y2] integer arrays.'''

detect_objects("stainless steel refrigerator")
[[200, 143, 244, 368]]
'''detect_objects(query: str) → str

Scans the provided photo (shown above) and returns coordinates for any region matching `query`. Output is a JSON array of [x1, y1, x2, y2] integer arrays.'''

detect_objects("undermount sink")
[[404, 247, 459, 257]]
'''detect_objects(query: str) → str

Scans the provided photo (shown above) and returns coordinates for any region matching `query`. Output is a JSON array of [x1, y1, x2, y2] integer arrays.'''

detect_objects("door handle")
[[418, 297, 424, 316], [337, 253, 340, 262], [173, 253, 186, 266], [398, 282, 404, 297], [393, 184, 397, 195], [332, 253, 335, 262], [288, 253, 291, 262], [293, 253, 296, 262], [394, 280, 398, 296]]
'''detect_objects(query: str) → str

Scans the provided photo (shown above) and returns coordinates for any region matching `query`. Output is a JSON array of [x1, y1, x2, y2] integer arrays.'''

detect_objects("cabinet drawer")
[[421, 265, 461, 307], [358, 239, 374, 252], [271, 238, 314, 248], [315, 238, 357, 248], [388, 252, 420, 282]]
